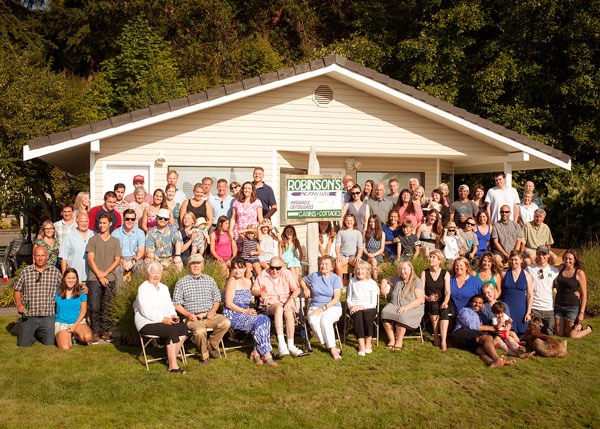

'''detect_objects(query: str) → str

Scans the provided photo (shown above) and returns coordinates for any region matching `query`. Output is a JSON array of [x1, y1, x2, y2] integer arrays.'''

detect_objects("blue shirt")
[[208, 194, 235, 224], [58, 229, 95, 281], [254, 182, 277, 216], [55, 288, 87, 324], [382, 223, 401, 257], [303, 272, 342, 308], [454, 307, 481, 332], [450, 275, 482, 314], [112, 226, 145, 257]]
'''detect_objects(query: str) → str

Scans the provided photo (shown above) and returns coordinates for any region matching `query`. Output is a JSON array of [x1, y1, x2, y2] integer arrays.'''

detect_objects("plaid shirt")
[[13, 264, 62, 316], [173, 274, 222, 314], [146, 224, 182, 258], [114, 200, 129, 219]]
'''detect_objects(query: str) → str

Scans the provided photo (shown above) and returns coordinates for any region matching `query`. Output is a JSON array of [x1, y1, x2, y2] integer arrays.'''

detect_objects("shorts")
[[554, 304, 579, 322], [55, 320, 87, 335]]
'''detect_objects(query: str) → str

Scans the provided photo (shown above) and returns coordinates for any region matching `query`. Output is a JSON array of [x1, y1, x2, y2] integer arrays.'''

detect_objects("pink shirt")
[[252, 268, 298, 306], [233, 199, 262, 237]]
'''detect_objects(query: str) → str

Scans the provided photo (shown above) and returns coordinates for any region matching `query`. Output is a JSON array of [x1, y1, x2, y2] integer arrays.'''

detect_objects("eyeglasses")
[[351, 192, 361, 196], [270, 265, 283, 271], [500, 211, 510, 214], [124, 217, 136, 221], [157, 216, 169, 221]]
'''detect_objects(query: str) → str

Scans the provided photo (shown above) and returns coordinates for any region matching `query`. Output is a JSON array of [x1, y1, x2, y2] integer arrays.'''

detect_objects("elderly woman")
[[347, 260, 379, 356], [381, 260, 425, 350], [421, 250, 451, 351], [301, 255, 343, 360], [133, 262, 188, 374], [35, 220, 60, 267], [450, 257, 483, 314], [55, 268, 93, 349], [224, 258, 277, 366], [128, 186, 150, 229], [500, 250, 533, 337]]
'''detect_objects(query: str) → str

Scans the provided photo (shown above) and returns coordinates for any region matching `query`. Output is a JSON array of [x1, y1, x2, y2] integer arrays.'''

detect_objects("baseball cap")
[[133, 175, 145, 183], [188, 254, 204, 264]]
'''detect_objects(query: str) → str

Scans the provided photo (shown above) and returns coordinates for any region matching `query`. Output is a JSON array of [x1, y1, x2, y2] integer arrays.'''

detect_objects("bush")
[[377, 254, 429, 282], [580, 242, 600, 317], [0, 285, 14, 307]]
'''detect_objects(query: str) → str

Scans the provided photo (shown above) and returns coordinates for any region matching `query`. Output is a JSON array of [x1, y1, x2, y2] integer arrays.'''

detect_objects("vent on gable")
[[313, 85, 334, 106]]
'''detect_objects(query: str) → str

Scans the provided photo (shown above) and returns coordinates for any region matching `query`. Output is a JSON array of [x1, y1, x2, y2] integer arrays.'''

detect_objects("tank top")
[[555, 268, 580, 307], [424, 268, 447, 297], [476, 271, 497, 289], [475, 225, 491, 254], [348, 202, 368, 232], [186, 198, 207, 220], [214, 232, 233, 259]]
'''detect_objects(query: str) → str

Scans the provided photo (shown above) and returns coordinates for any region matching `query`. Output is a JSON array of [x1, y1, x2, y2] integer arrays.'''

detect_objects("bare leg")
[[357, 337, 366, 353], [439, 319, 449, 351], [74, 323, 93, 343], [430, 315, 440, 346], [365, 336, 373, 351], [283, 308, 296, 340], [394, 325, 406, 349], [56, 330, 73, 350], [554, 318, 564, 337], [383, 321, 395, 347], [569, 323, 593, 339], [166, 342, 181, 371]]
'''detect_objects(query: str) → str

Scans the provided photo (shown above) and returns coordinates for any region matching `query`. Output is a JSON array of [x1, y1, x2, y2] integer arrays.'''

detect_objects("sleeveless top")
[[476, 271, 497, 289], [424, 268, 447, 297], [555, 268, 580, 307], [364, 233, 383, 254], [214, 232, 233, 259], [348, 202, 368, 232], [186, 198, 207, 220], [475, 225, 491, 255]]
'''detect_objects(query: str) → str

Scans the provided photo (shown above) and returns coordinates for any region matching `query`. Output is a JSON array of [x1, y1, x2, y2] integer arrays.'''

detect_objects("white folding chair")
[[138, 332, 187, 370]]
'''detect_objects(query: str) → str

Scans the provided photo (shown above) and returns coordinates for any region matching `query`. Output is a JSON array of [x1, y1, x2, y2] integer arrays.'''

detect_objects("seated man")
[[173, 254, 231, 364], [522, 209, 556, 265], [252, 257, 303, 357], [491, 205, 523, 265], [145, 208, 183, 271]]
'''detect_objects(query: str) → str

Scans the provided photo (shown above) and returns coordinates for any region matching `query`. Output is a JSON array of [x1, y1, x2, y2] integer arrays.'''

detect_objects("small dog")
[[524, 317, 567, 358]]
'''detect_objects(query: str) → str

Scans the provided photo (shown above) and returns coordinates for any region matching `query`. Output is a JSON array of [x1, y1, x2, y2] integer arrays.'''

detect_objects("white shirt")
[[134, 280, 177, 330], [347, 278, 379, 309], [174, 189, 187, 205], [519, 203, 538, 224], [526, 264, 559, 311], [485, 186, 520, 224]]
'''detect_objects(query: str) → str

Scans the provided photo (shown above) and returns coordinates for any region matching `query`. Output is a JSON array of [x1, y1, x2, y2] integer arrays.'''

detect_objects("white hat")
[[157, 208, 170, 219]]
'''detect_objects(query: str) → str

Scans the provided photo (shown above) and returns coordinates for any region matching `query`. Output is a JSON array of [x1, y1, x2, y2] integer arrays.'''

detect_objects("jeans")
[[88, 280, 115, 334], [18, 315, 55, 347]]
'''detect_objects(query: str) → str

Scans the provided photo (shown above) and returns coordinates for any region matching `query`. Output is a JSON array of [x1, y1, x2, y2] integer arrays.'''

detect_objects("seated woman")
[[380, 260, 425, 350], [133, 262, 188, 374], [301, 255, 343, 360], [347, 261, 379, 356], [55, 268, 93, 349], [362, 214, 385, 279], [223, 258, 277, 366], [476, 251, 503, 296], [450, 257, 483, 314], [420, 250, 451, 351], [334, 214, 364, 279]]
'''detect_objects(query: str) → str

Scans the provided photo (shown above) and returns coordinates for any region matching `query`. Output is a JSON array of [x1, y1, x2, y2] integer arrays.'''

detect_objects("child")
[[258, 219, 280, 269], [318, 220, 337, 257], [441, 221, 462, 261], [210, 216, 237, 273], [399, 220, 419, 258], [190, 217, 210, 256], [362, 215, 385, 279], [280, 224, 303, 280], [239, 224, 262, 279], [491, 301, 535, 359]]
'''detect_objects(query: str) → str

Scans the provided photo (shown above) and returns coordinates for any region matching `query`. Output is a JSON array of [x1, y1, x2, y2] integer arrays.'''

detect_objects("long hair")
[[399, 189, 417, 215], [477, 251, 502, 275], [152, 188, 168, 209], [318, 221, 336, 244], [362, 180, 375, 200], [58, 268, 82, 299], [281, 225, 301, 250], [427, 209, 443, 236], [365, 214, 383, 240], [564, 249, 584, 270], [215, 215, 229, 243], [398, 260, 418, 302], [237, 181, 257, 203], [73, 192, 90, 212]]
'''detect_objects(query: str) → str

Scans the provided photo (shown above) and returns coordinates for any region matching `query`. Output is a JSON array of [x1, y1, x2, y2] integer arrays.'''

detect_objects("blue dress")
[[223, 289, 272, 355], [475, 225, 491, 257], [501, 270, 528, 337]]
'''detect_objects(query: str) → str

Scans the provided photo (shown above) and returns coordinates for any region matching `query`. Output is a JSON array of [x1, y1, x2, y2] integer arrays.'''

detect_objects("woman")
[[318, 221, 337, 257], [128, 187, 150, 229], [474, 211, 493, 258], [471, 184, 487, 212], [480, 283, 509, 326], [165, 184, 181, 228], [179, 183, 213, 227], [231, 181, 263, 239], [450, 257, 483, 314], [141, 188, 172, 233], [347, 261, 379, 356], [334, 214, 364, 278], [362, 179, 375, 201], [554, 249, 593, 338], [179, 212, 198, 265], [35, 220, 60, 267], [73, 191, 90, 216], [362, 215, 385, 278], [416, 209, 443, 256], [420, 250, 450, 351], [341, 184, 370, 233], [500, 250, 533, 337], [519, 191, 538, 226], [382, 210, 402, 262], [224, 258, 277, 366], [437, 182, 452, 207], [55, 268, 93, 349], [381, 260, 425, 350], [397, 188, 423, 232], [476, 252, 503, 295], [412, 186, 427, 207], [229, 181, 242, 197], [302, 255, 343, 360], [133, 262, 188, 374], [431, 188, 450, 226]]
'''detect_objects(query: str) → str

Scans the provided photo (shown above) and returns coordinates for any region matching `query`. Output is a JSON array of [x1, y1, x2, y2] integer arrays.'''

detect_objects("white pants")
[[308, 305, 342, 348]]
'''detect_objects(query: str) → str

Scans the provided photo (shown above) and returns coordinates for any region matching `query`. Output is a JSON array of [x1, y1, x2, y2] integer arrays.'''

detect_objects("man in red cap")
[[124, 175, 153, 204]]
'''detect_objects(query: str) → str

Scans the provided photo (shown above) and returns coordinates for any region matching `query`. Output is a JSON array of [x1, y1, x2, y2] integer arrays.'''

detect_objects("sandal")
[[587, 324, 593, 333], [263, 357, 278, 367], [386, 343, 395, 350], [169, 368, 187, 374]]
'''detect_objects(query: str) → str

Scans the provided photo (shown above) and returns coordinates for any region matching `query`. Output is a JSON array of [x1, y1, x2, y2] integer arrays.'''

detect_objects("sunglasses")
[[351, 192, 361, 196], [220, 201, 224, 209], [230, 186, 241, 190], [467, 222, 476, 226], [448, 229, 456, 232], [270, 265, 283, 271], [500, 211, 510, 214], [124, 217, 136, 221], [36, 271, 42, 283], [157, 216, 169, 221]]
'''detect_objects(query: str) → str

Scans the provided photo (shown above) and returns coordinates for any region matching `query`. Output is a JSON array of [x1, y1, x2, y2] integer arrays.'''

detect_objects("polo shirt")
[[59, 228, 95, 281], [252, 269, 298, 306], [112, 226, 146, 257], [254, 182, 277, 216], [208, 194, 235, 224], [522, 222, 554, 251]]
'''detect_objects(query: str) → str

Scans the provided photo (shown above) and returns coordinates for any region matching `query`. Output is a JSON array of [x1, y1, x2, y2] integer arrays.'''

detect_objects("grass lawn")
[[1, 315, 599, 429]]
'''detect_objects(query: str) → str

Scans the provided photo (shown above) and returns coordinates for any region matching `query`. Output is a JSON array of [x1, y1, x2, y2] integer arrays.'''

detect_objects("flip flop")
[[169, 368, 186, 374]]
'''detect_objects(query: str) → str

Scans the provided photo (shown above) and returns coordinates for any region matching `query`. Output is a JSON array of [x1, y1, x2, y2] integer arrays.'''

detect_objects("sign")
[[286, 176, 343, 220]]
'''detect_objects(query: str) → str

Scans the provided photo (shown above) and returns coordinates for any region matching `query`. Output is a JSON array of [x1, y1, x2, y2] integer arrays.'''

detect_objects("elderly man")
[[13, 246, 62, 346], [173, 254, 230, 364], [522, 180, 543, 208], [252, 256, 303, 357], [491, 205, 523, 265], [145, 208, 183, 271], [112, 208, 145, 287], [366, 182, 394, 221], [54, 203, 75, 246], [208, 178, 235, 229], [522, 208, 556, 265], [253, 167, 277, 219], [408, 177, 420, 193], [167, 170, 187, 204], [59, 212, 95, 281], [485, 172, 520, 224], [89, 191, 122, 233], [526, 246, 559, 334]]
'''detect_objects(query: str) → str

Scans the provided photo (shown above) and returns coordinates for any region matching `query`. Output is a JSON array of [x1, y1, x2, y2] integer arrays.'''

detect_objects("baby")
[[190, 217, 210, 256]]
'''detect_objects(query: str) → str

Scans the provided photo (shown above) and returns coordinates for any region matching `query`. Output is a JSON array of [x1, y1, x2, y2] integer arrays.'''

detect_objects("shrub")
[[377, 254, 429, 282], [580, 242, 600, 317], [0, 285, 15, 308]]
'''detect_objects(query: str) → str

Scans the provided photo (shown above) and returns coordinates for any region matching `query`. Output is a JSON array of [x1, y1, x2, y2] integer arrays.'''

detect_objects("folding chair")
[[183, 327, 229, 359], [138, 332, 187, 370], [342, 290, 380, 348], [301, 297, 343, 351]]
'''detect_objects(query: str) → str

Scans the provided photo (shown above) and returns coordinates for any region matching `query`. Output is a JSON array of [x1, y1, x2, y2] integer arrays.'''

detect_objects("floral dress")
[[223, 289, 272, 355]]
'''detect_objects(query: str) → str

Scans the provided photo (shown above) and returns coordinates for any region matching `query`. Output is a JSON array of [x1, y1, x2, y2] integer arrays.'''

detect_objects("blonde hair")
[[397, 260, 418, 302], [354, 260, 372, 280], [428, 249, 446, 267], [73, 191, 90, 212]]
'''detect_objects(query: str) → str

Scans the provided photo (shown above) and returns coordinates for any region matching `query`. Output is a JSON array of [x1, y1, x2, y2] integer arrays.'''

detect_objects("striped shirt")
[[173, 274, 222, 314], [13, 264, 62, 316]]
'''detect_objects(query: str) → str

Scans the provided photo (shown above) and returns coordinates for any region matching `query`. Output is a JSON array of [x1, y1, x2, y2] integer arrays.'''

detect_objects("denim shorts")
[[553, 304, 579, 322]]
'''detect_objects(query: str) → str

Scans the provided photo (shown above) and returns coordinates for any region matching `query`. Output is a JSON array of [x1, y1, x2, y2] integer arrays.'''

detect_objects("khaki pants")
[[186, 314, 231, 360]]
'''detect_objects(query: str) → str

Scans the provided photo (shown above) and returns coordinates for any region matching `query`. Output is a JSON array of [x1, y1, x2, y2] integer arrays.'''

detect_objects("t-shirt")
[[485, 186, 520, 224], [55, 289, 87, 324], [526, 264, 559, 311], [303, 272, 342, 308], [88, 205, 122, 233], [85, 234, 122, 282], [450, 200, 479, 219], [335, 229, 363, 257]]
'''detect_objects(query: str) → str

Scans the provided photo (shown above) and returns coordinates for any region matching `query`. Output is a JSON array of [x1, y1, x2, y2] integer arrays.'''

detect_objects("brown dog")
[[524, 317, 567, 358]]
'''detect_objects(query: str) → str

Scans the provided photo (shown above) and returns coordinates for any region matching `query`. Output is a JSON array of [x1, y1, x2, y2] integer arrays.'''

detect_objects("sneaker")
[[90, 334, 100, 345], [365, 348, 373, 354], [288, 346, 303, 357], [278, 344, 290, 356], [358, 350, 366, 357]]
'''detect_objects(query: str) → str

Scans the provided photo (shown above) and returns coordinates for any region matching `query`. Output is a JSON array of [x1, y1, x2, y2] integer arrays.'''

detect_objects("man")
[[113, 183, 128, 219], [408, 177, 420, 193], [86, 213, 122, 343], [253, 167, 277, 219], [167, 170, 187, 204], [173, 254, 231, 364], [526, 246, 559, 334], [252, 257, 303, 357], [450, 185, 479, 229], [491, 205, 523, 265], [201, 176, 213, 200], [485, 172, 520, 224], [59, 212, 95, 282], [54, 203, 75, 247], [522, 180, 543, 208], [13, 246, 62, 346], [386, 178, 400, 205], [145, 208, 183, 271], [343, 177, 355, 203], [111, 208, 145, 287], [208, 178, 235, 229], [457, 217, 479, 260], [124, 175, 153, 204], [366, 182, 394, 222], [89, 191, 122, 233], [522, 208, 556, 264]]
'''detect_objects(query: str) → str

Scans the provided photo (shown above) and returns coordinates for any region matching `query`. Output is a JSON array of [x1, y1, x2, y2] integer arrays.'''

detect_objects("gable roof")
[[24, 55, 571, 173]]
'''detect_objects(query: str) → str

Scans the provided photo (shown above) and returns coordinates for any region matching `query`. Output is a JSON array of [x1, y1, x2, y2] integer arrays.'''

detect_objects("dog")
[[524, 317, 567, 358]]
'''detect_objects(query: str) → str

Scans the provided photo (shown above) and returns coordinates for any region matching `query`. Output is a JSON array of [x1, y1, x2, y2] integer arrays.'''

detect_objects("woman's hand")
[[67, 325, 76, 333], [396, 306, 407, 314], [349, 305, 364, 314], [308, 307, 324, 318], [245, 308, 257, 315], [162, 317, 173, 325], [440, 301, 449, 309]]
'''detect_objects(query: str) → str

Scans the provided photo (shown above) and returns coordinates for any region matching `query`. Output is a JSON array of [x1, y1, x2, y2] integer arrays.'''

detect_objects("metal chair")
[[138, 332, 187, 370], [342, 289, 380, 348]]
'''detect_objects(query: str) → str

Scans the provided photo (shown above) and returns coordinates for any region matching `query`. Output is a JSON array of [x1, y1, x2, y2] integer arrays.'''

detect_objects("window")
[[356, 172, 425, 193], [173, 166, 255, 197]]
